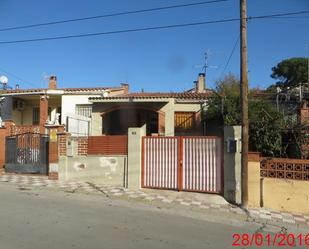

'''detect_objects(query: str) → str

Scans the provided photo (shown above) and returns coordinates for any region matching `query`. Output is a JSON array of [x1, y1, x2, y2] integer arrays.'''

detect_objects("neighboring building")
[[252, 85, 309, 128], [0, 76, 128, 135], [253, 85, 309, 158], [0, 73, 212, 137]]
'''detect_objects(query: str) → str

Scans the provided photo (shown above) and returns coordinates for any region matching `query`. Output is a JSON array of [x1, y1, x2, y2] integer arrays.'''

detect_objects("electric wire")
[[0, 10, 308, 45]]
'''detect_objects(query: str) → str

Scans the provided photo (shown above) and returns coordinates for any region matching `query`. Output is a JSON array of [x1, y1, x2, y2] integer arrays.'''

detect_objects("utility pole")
[[240, 0, 249, 207]]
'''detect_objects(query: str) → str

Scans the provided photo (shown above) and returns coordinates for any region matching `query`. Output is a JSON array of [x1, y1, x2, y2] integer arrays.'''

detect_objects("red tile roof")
[[1, 86, 123, 94], [89, 91, 213, 100]]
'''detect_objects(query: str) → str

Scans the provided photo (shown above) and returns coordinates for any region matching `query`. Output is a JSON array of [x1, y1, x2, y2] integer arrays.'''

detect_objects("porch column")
[[39, 95, 48, 134], [161, 99, 174, 136], [91, 112, 102, 136], [158, 112, 165, 135]]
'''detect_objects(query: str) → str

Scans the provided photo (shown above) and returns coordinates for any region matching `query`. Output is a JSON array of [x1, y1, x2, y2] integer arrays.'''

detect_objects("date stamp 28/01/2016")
[[232, 233, 309, 247]]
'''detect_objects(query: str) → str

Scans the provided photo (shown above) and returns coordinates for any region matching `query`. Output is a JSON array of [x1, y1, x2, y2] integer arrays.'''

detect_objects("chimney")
[[48, 76, 57, 89], [121, 83, 129, 94], [197, 73, 205, 93], [194, 81, 198, 92]]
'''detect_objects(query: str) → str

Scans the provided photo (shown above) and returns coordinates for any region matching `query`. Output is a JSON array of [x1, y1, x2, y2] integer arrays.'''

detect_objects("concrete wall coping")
[[248, 152, 261, 162]]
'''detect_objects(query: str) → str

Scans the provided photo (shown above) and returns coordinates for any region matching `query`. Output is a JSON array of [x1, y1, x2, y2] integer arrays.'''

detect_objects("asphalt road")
[[0, 183, 293, 249]]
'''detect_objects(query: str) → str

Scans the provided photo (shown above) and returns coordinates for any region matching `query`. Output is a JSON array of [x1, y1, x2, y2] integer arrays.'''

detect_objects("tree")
[[206, 73, 241, 126], [270, 57, 308, 89], [249, 100, 283, 157], [206, 73, 284, 157]]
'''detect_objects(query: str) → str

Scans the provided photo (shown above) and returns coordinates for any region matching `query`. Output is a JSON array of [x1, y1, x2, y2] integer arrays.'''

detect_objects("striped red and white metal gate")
[[141, 136, 222, 194], [142, 137, 179, 190]]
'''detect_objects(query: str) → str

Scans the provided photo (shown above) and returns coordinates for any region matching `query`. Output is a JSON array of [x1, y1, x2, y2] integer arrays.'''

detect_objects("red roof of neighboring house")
[[1, 86, 124, 95], [89, 91, 213, 100]]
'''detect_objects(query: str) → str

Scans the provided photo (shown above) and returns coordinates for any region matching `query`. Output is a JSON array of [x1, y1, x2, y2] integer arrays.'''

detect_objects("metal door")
[[5, 133, 49, 174]]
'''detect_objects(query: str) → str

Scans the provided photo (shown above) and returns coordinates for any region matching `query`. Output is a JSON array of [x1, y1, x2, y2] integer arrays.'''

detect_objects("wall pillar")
[[161, 99, 174, 136], [91, 112, 102, 136], [158, 112, 165, 135], [45, 125, 65, 180], [0, 120, 15, 174], [127, 125, 146, 189], [247, 153, 261, 208], [39, 95, 48, 134], [0, 128, 7, 175], [223, 125, 242, 204]]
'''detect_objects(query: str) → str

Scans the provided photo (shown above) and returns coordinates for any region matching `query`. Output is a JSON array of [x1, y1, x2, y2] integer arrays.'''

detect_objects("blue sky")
[[0, 0, 308, 92]]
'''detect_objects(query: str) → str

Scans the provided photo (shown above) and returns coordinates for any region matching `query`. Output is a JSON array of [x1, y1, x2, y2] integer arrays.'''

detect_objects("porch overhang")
[[1, 89, 65, 97], [89, 97, 170, 103], [89, 92, 211, 104]]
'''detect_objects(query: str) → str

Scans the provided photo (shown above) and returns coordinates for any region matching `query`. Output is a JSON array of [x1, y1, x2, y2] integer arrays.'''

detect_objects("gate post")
[[45, 125, 65, 180], [0, 128, 6, 175], [223, 126, 242, 204], [0, 120, 15, 175], [127, 125, 146, 189]]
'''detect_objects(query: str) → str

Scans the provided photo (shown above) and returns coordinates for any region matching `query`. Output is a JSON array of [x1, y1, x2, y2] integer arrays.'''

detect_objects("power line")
[[0, 18, 240, 44], [0, 10, 308, 45], [247, 11, 309, 20], [0, 66, 37, 88], [220, 34, 240, 76], [267, 16, 309, 19], [0, 0, 230, 32]]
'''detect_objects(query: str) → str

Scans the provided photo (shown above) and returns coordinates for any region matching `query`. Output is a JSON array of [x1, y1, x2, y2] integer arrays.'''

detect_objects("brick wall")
[[0, 121, 15, 173], [39, 96, 48, 134], [0, 128, 8, 174], [58, 133, 69, 156], [77, 137, 88, 156], [48, 172, 58, 180], [58, 134, 129, 157], [10, 125, 40, 136], [88, 136, 128, 155], [49, 142, 58, 163], [57, 133, 89, 156]]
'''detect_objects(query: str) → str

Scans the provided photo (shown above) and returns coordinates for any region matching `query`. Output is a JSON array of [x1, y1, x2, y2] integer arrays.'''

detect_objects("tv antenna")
[[193, 50, 218, 87], [194, 50, 218, 74]]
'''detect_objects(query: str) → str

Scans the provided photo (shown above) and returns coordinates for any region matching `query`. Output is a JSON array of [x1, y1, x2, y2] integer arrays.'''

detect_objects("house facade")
[[0, 76, 127, 135], [90, 92, 210, 137], [89, 73, 211, 136]]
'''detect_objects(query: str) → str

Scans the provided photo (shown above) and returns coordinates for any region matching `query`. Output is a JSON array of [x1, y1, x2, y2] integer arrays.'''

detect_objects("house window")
[[175, 112, 195, 131], [32, 107, 39, 125], [75, 104, 92, 118]]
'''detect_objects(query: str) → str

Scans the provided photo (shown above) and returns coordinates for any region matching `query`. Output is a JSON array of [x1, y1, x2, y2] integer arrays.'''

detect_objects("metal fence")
[[66, 114, 91, 137]]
